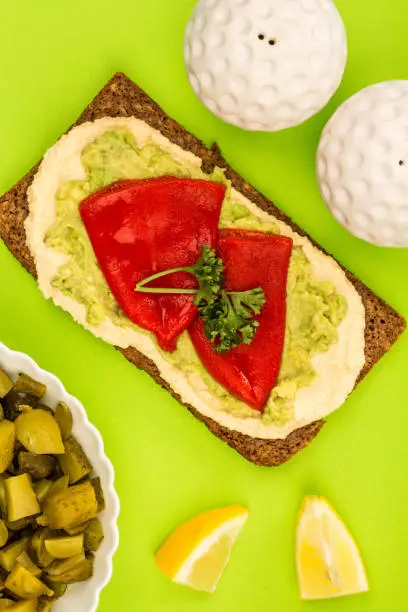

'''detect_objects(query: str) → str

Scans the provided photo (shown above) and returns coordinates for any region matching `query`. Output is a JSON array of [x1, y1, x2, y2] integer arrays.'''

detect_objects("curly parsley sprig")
[[135, 245, 266, 353]]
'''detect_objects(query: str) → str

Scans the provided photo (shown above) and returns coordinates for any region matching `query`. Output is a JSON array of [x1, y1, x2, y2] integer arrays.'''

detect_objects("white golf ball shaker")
[[184, 0, 347, 131], [317, 81, 408, 247]]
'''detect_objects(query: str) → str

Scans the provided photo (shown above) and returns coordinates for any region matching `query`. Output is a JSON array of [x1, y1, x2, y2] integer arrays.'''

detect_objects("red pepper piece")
[[80, 177, 226, 351], [189, 229, 293, 411]]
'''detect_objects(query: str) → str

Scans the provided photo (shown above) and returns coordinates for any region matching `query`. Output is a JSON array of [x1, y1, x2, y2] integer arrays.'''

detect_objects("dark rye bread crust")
[[0, 73, 405, 466]]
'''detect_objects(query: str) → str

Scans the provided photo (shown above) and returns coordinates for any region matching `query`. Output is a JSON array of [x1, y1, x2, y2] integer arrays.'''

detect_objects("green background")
[[1, 0, 408, 610]]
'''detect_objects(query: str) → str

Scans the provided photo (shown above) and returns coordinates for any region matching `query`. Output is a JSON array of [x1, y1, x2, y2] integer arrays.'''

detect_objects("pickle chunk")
[[16, 551, 42, 577], [44, 475, 69, 502], [90, 477, 105, 512], [3, 392, 37, 422], [30, 529, 54, 569], [15, 410, 64, 455], [58, 436, 92, 483], [41, 482, 97, 530], [0, 421, 15, 473], [42, 579, 66, 598], [54, 403, 73, 440], [64, 522, 88, 536], [0, 519, 9, 548], [0, 538, 29, 572], [7, 518, 30, 532], [45, 552, 93, 584], [13, 374, 46, 399], [45, 534, 84, 559], [84, 518, 104, 552], [38, 598, 56, 612], [0, 369, 13, 399], [42, 579, 67, 598], [5, 474, 40, 522], [5, 562, 53, 599], [34, 480, 54, 504], [19, 452, 55, 480]]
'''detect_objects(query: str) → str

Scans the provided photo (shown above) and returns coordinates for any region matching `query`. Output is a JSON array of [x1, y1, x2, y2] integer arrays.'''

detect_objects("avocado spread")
[[45, 130, 347, 425]]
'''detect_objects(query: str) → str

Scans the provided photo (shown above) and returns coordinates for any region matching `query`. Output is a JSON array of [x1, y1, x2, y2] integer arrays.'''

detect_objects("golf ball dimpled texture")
[[317, 81, 408, 247], [184, 0, 347, 131]]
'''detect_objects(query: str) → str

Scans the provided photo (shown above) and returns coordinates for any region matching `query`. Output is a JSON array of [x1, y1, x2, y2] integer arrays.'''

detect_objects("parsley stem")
[[135, 286, 242, 296], [135, 287, 198, 294], [135, 266, 198, 294], [135, 269, 248, 297]]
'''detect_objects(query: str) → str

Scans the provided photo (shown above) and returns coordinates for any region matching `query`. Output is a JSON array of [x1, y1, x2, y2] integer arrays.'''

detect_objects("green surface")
[[0, 1, 407, 610]]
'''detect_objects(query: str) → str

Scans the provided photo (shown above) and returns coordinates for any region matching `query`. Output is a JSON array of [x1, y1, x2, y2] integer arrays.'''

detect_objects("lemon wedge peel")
[[155, 505, 249, 593]]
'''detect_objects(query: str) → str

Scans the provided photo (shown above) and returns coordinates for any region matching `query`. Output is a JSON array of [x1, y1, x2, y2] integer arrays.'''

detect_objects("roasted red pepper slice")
[[80, 177, 226, 351], [188, 229, 293, 411]]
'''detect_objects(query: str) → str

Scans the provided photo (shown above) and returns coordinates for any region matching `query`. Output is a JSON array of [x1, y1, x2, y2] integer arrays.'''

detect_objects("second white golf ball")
[[317, 81, 408, 247], [184, 0, 347, 131]]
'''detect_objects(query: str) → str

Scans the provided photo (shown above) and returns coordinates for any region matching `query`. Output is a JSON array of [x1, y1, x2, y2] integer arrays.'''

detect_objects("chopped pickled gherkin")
[[45, 552, 93, 584], [13, 374, 46, 399], [45, 534, 84, 559], [84, 518, 104, 552], [38, 597, 57, 612], [34, 480, 54, 504], [30, 529, 55, 569], [5, 562, 53, 598], [15, 551, 42, 577], [90, 477, 105, 513], [41, 482, 97, 530], [0, 520, 8, 548], [0, 421, 15, 474], [45, 551, 84, 576], [0, 538, 29, 572], [3, 391, 38, 422], [42, 578, 67, 597], [58, 437, 92, 484], [15, 410, 65, 455], [51, 461, 63, 480], [0, 369, 13, 399], [18, 452, 55, 480], [5, 474, 40, 522], [64, 521, 88, 536], [54, 403, 73, 441], [0, 476, 7, 516], [6, 518, 30, 532], [43, 475, 69, 502]]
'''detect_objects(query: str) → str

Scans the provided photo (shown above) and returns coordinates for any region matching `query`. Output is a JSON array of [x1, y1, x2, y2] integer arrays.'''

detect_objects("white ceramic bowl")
[[0, 342, 120, 612]]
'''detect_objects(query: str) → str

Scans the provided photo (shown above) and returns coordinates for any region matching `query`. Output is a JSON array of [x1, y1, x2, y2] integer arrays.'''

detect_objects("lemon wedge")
[[155, 505, 248, 593], [296, 496, 369, 600]]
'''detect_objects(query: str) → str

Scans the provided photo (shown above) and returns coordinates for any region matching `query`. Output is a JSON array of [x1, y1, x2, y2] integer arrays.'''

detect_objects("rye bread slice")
[[0, 72, 405, 466]]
